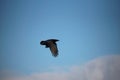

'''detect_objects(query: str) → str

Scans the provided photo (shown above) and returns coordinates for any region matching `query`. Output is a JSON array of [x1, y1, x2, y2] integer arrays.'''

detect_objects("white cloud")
[[79, 55, 120, 80], [1, 54, 120, 80], [0, 66, 81, 80]]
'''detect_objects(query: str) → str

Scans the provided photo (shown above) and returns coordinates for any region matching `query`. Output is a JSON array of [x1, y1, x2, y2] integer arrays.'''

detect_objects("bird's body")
[[40, 39, 59, 57]]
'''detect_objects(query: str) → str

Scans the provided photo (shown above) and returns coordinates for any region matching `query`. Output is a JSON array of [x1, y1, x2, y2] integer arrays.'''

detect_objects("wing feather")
[[48, 41, 58, 57]]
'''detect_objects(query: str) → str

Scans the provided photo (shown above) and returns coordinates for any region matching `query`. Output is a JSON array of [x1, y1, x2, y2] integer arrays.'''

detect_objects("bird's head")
[[40, 41, 46, 45]]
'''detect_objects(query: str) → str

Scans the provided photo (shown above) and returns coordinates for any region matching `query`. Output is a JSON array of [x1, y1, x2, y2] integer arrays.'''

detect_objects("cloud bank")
[[80, 55, 120, 80], [1, 55, 120, 80]]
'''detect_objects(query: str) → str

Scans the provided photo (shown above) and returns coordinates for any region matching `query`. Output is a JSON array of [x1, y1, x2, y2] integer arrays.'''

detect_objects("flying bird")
[[40, 39, 59, 57]]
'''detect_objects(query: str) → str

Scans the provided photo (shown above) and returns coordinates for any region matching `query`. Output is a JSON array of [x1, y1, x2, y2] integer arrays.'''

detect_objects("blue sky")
[[0, 0, 120, 76]]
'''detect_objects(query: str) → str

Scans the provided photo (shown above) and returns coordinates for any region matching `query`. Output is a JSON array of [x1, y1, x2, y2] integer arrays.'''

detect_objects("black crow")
[[40, 39, 59, 57]]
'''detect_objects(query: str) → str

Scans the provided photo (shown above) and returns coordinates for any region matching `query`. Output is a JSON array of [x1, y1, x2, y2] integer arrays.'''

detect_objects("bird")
[[40, 39, 59, 57]]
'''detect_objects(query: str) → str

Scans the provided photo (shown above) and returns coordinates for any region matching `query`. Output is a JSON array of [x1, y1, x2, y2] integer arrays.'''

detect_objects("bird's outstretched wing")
[[48, 41, 58, 57]]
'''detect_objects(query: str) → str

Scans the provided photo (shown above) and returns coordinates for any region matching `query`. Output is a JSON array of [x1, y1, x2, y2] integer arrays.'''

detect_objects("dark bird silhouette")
[[40, 39, 59, 57]]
